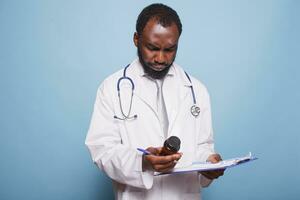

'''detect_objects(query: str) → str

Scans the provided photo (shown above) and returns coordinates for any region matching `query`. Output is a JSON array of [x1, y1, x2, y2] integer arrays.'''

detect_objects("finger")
[[215, 154, 222, 162], [209, 170, 224, 178], [201, 171, 215, 179], [146, 147, 161, 155], [207, 154, 222, 163], [217, 169, 225, 177], [211, 169, 225, 176], [146, 153, 182, 165], [202, 169, 224, 179], [147, 155, 178, 165], [156, 147, 163, 155], [211, 155, 220, 163], [154, 162, 177, 172]]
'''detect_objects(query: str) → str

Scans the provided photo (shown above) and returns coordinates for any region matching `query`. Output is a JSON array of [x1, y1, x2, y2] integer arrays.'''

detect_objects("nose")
[[154, 51, 166, 65]]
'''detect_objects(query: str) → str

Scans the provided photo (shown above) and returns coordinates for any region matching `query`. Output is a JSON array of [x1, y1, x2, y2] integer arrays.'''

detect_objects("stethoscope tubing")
[[114, 64, 200, 120]]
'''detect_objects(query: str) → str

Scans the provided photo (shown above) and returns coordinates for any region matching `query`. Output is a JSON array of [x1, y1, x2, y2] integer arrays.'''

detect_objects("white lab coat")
[[85, 59, 216, 200]]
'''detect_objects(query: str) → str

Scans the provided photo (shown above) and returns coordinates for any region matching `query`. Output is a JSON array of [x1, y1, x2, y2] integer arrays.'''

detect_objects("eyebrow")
[[166, 44, 177, 49], [147, 43, 177, 50]]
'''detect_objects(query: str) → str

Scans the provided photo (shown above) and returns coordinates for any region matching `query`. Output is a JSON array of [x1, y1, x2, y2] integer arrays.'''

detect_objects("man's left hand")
[[200, 154, 225, 179]]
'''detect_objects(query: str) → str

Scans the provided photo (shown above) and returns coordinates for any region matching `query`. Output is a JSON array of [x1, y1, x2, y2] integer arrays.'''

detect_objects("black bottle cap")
[[164, 136, 181, 152]]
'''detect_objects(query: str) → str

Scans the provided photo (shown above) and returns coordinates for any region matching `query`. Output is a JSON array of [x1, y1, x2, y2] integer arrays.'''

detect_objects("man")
[[85, 3, 224, 200]]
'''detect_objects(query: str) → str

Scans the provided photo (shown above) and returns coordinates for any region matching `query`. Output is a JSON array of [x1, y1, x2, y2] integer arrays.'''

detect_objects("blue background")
[[1, 0, 299, 199]]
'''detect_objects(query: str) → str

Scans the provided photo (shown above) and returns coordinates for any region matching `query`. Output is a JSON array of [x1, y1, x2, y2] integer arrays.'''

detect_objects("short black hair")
[[136, 3, 182, 36]]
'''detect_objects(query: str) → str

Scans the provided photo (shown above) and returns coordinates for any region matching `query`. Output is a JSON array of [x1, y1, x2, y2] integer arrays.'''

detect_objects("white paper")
[[154, 152, 257, 176]]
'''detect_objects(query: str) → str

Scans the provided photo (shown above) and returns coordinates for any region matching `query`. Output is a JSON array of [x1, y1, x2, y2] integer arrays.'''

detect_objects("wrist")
[[142, 155, 151, 172]]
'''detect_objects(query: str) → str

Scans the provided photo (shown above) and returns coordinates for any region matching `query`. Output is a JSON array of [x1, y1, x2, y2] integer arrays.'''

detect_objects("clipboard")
[[154, 152, 257, 176]]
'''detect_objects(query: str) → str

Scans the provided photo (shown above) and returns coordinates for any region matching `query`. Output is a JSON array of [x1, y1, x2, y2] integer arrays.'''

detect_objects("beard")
[[137, 46, 175, 80]]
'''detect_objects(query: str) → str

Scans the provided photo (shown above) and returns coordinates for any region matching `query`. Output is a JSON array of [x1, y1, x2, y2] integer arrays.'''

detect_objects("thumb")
[[207, 154, 222, 163]]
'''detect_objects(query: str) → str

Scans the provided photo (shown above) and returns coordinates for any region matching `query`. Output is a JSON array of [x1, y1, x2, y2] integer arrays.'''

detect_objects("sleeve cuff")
[[136, 153, 154, 189]]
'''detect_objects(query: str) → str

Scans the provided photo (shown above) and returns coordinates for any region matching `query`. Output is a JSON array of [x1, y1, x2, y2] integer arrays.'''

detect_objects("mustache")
[[147, 62, 169, 68]]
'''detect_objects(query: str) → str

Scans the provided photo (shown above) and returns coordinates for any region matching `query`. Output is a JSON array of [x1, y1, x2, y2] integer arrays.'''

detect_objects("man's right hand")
[[142, 147, 182, 173]]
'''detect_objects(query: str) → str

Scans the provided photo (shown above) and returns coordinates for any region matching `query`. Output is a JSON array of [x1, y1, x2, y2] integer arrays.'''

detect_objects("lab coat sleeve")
[[196, 85, 215, 162], [195, 84, 215, 187], [85, 81, 154, 189]]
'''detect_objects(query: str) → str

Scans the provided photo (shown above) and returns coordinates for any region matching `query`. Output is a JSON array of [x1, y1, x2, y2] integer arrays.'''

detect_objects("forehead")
[[141, 19, 179, 45]]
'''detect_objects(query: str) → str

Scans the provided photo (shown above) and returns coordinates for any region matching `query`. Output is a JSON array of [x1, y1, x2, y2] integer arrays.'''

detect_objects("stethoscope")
[[113, 64, 201, 120]]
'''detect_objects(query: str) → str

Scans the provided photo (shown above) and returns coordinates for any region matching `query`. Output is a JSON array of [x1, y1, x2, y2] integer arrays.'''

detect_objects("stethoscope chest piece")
[[191, 105, 200, 117]]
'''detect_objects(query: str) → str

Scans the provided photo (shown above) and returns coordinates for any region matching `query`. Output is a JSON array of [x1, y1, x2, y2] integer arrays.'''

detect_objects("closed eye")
[[147, 44, 160, 51], [164, 45, 177, 52]]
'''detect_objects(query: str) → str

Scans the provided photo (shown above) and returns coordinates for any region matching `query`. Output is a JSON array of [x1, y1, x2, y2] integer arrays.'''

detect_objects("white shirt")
[[154, 78, 169, 139]]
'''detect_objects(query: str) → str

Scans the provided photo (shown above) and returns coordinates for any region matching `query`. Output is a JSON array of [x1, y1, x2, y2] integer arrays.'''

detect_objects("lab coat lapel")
[[126, 60, 159, 120], [134, 77, 159, 118], [163, 67, 192, 136]]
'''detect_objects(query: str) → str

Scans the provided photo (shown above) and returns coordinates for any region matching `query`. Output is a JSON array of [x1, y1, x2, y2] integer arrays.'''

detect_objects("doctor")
[[86, 3, 224, 200]]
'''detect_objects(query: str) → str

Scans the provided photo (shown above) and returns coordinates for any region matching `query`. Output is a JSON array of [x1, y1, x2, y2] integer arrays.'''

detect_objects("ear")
[[133, 32, 139, 47]]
